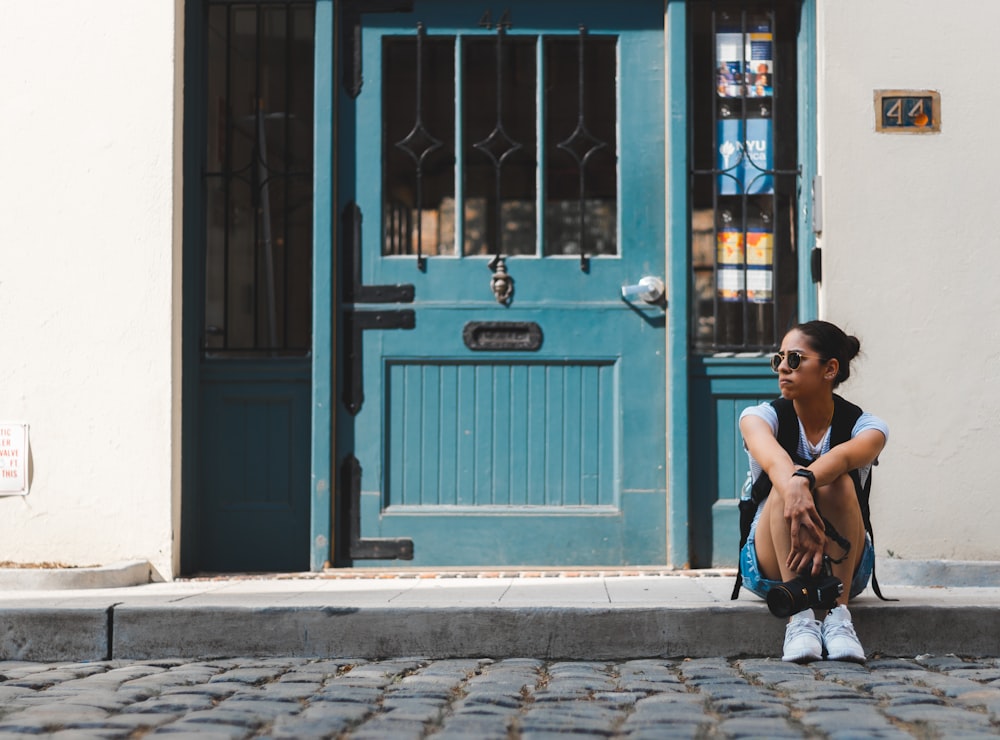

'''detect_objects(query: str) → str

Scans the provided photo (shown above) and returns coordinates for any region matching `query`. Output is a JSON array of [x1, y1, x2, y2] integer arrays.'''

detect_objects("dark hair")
[[792, 320, 861, 388]]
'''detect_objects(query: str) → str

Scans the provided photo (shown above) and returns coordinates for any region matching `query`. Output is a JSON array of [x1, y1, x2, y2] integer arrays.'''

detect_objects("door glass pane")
[[379, 27, 621, 262], [382, 34, 457, 257], [203, 2, 314, 356], [463, 35, 537, 256], [689, 1, 799, 353], [544, 35, 618, 256]]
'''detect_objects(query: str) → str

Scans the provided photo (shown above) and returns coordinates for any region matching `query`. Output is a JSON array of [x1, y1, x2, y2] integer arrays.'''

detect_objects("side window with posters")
[[690, 2, 800, 354]]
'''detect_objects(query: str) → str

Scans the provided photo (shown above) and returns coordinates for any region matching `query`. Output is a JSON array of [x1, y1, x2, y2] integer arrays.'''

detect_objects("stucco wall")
[[0, 1, 177, 577], [2, 0, 995, 576], [818, 1, 999, 560]]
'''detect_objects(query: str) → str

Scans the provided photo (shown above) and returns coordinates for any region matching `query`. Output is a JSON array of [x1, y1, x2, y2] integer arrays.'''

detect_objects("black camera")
[[766, 558, 843, 618]]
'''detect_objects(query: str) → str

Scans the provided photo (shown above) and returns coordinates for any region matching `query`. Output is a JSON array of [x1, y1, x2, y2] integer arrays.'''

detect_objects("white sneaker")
[[822, 605, 866, 663], [782, 610, 823, 663]]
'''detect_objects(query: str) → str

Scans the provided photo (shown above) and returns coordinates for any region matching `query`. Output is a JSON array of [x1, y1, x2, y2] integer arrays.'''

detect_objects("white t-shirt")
[[740, 401, 889, 490]]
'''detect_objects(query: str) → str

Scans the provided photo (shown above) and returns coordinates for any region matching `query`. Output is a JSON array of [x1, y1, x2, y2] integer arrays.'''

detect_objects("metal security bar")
[[381, 21, 617, 262], [392, 23, 445, 271], [382, 32, 456, 259], [472, 25, 526, 264], [689, 1, 800, 354], [202, 1, 315, 356], [553, 27, 613, 271]]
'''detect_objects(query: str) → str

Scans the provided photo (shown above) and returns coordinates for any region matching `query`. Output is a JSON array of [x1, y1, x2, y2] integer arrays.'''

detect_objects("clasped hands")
[[783, 471, 826, 577]]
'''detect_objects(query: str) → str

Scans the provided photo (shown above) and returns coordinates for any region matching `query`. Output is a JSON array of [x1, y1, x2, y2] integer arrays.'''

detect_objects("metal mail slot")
[[463, 321, 543, 351]]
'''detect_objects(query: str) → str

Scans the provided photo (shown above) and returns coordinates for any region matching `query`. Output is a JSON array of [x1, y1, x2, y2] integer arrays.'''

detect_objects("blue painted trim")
[[454, 41, 465, 254], [797, 0, 818, 321], [689, 354, 777, 567], [310, 0, 334, 571], [666, 0, 689, 568], [180, 0, 207, 575], [695, 355, 777, 378], [536, 39, 545, 258]]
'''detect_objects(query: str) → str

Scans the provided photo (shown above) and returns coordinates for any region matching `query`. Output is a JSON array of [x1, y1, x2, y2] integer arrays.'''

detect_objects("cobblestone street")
[[1, 655, 999, 738]]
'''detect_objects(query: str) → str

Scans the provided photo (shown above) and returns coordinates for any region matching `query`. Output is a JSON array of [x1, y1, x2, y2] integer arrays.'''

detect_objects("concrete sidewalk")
[[2, 567, 999, 662]]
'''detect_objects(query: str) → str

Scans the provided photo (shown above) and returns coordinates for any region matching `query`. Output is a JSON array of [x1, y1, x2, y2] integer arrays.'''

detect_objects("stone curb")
[[0, 560, 998, 663], [109, 603, 1000, 661], [3, 600, 999, 663]]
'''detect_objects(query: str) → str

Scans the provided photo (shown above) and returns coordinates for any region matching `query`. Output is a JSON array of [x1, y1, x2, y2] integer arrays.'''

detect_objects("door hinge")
[[341, 0, 415, 98], [342, 309, 415, 416], [340, 454, 414, 561], [342, 202, 415, 304]]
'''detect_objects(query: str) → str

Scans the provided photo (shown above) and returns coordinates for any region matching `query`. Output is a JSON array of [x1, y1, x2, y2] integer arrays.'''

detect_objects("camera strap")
[[814, 493, 851, 564]]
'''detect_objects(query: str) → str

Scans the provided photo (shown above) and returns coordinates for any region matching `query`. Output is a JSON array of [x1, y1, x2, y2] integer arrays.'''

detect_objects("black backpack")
[[730, 394, 892, 601]]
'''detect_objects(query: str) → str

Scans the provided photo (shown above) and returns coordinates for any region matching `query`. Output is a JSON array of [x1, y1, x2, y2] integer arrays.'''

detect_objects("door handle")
[[621, 276, 665, 304]]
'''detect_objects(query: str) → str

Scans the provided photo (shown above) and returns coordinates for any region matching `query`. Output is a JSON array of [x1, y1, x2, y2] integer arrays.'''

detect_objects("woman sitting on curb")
[[739, 320, 888, 663]]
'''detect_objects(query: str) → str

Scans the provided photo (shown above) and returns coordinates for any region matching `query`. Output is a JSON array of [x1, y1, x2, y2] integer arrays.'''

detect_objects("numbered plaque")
[[875, 90, 940, 133]]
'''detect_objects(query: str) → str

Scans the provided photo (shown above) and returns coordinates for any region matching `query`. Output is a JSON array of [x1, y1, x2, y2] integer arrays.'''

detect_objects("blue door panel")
[[338, 0, 666, 566], [689, 358, 776, 568], [361, 497, 666, 567], [348, 304, 664, 566], [386, 361, 616, 508], [198, 360, 311, 571]]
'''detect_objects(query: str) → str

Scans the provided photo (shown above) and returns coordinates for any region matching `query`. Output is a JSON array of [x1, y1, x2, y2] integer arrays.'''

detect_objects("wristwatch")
[[792, 469, 816, 491]]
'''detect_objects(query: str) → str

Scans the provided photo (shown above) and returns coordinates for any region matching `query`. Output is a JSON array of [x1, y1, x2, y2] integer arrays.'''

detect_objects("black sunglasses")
[[770, 350, 826, 372]]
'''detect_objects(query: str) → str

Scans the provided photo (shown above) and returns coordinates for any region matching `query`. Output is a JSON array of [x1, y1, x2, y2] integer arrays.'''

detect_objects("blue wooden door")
[[186, 1, 316, 573], [336, 0, 666, 566]]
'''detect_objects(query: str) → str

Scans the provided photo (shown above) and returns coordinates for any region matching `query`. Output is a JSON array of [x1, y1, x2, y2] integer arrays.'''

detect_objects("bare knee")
[[814, 475, 860, 517]]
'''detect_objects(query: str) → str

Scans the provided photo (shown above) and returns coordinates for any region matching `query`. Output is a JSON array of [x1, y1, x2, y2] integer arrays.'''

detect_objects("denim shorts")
[[739, 504, 875, 601]]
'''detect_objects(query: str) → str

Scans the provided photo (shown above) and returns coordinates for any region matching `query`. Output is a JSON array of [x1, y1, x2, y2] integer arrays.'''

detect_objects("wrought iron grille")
[[545, 30, 617, 268], [202, 1, 315, 356], [689, 1, 800, 354], [381, 21, 617, 264], [383, 29, 457, 262]]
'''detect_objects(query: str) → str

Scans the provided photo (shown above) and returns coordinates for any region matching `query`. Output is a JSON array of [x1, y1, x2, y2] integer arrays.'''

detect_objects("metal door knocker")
[[488, 255, 514, 305]]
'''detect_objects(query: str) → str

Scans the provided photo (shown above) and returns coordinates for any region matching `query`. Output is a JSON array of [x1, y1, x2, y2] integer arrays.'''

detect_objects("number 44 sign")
[[875, 90, 941, 133], [0, 423, 29, 496]]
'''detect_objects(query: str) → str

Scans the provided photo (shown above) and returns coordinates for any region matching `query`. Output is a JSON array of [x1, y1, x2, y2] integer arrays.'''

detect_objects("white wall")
[[0, 1, 178, 577], [818, 0, 1000, 560], [2, 0, 995, 575]]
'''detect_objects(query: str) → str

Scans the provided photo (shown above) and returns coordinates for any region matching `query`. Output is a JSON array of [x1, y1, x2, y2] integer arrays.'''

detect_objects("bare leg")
[[813, 475, 865, 607], [755, 475, 865, 608], [753, 492, 798, 584]]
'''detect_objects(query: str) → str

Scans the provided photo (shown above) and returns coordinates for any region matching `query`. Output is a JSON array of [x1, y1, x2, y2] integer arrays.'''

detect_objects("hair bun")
[[845, 335, 861, 361]]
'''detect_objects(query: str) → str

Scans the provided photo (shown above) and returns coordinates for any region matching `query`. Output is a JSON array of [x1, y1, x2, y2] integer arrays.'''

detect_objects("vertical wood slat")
[[474, 365, 494, 504], [509, 364, 530, 505], [563, 364, 583, 506], [544, 364, 564, 506], [213, 392, 297, 508], [421, 365, 441, 503], [387, 361, 615, 508], [437, 364, 458, 506], [402, 363, 423, 506], [492, 366, 512, 505], [526, 364, 547, 506], [580, 364, 600, 504], [455, 364, 477, 504]]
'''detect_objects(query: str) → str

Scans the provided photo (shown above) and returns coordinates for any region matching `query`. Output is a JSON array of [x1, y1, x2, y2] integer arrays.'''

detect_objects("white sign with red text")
[[0, 423, 29, 495]]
